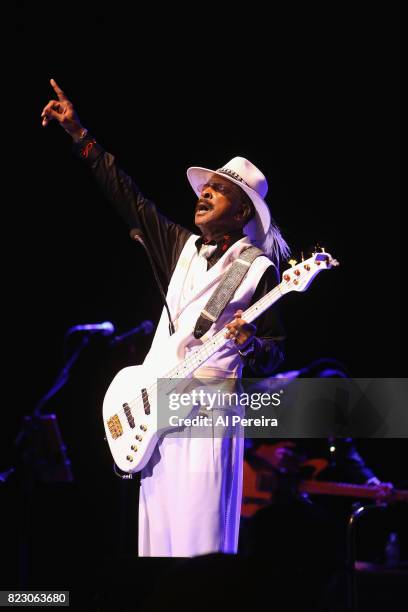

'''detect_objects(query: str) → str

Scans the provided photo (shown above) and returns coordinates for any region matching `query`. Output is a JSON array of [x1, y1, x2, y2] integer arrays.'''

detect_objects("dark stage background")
[[3, 3, 405, 600]]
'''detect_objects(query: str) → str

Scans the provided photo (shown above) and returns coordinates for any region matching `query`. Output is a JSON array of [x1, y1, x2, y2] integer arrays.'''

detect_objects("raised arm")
[[41, 79, 192, 286]]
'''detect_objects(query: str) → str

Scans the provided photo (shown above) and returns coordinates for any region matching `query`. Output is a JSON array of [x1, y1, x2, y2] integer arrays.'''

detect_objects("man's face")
[[194, 174, 247, 235]]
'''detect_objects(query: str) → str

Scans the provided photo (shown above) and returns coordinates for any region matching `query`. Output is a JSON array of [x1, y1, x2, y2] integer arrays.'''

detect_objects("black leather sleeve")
[[74, 134, 192, 288]]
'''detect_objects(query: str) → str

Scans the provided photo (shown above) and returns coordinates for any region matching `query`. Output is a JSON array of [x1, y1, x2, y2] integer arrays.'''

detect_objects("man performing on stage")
[[41, 79, 289, 557]]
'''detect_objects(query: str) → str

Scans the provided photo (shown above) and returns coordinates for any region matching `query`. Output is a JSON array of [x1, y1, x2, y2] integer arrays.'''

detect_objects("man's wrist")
[[71, 126, 88, 143], [238, 337, 256, 357]]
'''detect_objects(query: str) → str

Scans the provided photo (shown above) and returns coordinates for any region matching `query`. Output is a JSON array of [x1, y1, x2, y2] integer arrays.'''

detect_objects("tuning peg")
[[288, 258, 298, 267]]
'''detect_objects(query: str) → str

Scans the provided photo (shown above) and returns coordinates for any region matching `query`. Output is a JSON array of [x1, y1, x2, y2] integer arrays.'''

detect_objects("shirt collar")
[[195, 230, 245, 254]]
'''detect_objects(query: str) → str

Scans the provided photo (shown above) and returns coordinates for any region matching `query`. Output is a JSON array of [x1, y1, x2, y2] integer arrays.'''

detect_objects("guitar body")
[[103, 323, 194, 473], [241, 445, 329, 518], [103, 363, 160, 473]]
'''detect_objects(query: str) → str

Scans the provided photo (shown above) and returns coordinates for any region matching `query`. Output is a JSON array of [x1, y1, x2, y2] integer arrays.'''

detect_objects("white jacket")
[[144, 234, 274, 379]]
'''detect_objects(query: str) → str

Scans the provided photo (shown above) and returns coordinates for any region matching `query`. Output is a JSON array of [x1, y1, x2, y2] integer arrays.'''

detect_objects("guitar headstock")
[[280, 248, 339, 293]]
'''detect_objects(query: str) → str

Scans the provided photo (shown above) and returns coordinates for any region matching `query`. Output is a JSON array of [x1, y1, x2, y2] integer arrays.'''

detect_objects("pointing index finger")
[[50, 78, 67, 101]]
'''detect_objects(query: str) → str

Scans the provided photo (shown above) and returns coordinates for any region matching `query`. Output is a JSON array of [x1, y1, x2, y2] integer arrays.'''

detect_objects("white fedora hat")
[[187, 156, 290, 265]]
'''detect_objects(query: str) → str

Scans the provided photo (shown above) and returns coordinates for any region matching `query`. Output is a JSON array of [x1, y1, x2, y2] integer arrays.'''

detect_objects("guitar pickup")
[[141, 388, 151, 415], [123, 402, 135, 428]]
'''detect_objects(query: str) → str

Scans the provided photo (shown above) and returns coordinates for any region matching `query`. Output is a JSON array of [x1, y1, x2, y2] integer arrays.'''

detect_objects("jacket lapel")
[[173, 236, 253, 324]]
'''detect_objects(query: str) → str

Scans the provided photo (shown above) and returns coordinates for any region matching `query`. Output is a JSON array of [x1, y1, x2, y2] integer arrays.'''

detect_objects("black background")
[[3, 1, 405, 591]]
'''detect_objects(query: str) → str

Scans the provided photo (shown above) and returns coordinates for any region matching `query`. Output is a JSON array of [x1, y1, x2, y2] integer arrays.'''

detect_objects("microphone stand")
[[109, 321, 154, 347], [130, 228, 175, 335], [346, 502, 389, 612], [11, 334, 91, 588], [38, 337, 90, 418]]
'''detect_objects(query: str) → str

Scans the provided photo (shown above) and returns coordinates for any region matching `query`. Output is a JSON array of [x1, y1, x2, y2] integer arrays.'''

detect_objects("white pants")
[[138, 410, 244, 557]]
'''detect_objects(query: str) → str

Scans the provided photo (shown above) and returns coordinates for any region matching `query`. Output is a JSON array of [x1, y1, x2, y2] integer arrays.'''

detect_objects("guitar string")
[[110, 282, 284, 423], [126, 277, 290, 419], [107, 262, 323, 426], [108, 264, 311, 424]]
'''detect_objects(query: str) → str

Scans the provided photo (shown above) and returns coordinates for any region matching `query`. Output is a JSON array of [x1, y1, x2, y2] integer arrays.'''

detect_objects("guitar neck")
[[299, 480, 408, 502], [164, 283, 284, 379], [163, 250, 338, 380]]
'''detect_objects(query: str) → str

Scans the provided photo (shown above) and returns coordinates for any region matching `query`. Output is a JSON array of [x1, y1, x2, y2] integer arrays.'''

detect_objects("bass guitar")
[[103, 251, 338, 473]]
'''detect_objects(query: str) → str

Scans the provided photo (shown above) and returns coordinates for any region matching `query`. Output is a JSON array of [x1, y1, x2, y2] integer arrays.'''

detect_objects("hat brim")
[[186, 166, 271, 237]]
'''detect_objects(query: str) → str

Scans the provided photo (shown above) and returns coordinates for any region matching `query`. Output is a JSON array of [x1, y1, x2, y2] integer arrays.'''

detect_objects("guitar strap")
[[193, 245, 264, 339]]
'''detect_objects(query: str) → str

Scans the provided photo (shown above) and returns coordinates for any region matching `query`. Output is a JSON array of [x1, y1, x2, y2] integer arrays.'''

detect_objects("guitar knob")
[[126, 455, 133, 462], [135, 435, 142, 441], [131, 445, 138, 452], [140, 424, 147, 432]]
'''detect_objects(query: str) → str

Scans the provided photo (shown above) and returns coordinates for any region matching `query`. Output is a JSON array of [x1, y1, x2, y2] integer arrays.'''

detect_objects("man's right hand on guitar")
[[41, 79, 85, 142]]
